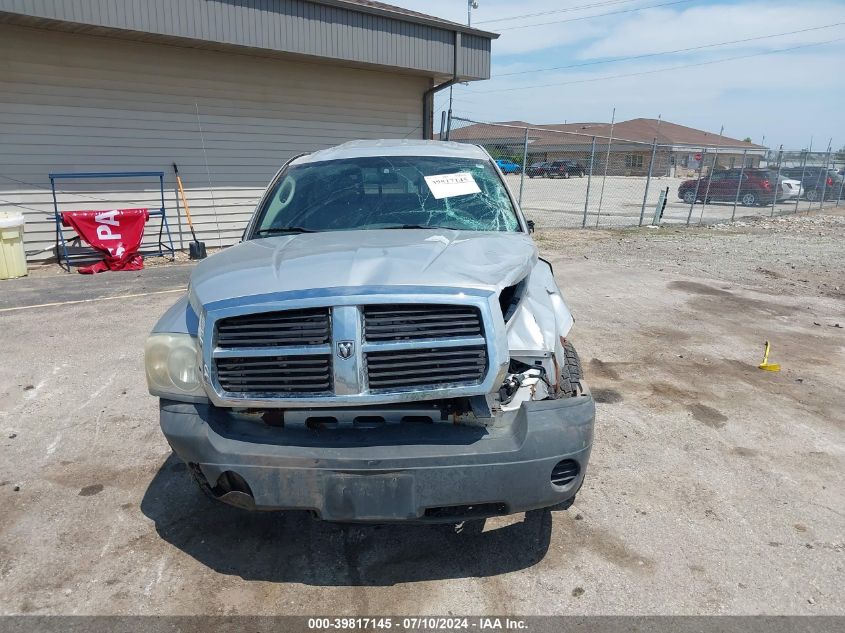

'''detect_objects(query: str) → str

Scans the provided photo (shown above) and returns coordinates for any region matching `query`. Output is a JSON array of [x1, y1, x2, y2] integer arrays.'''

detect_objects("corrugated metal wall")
[[0, 25, 429, 261], [0, 0, 493, 80]]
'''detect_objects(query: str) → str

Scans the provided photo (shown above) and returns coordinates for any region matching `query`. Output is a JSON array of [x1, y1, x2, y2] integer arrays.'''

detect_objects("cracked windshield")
[[253, 155, 519, 236]]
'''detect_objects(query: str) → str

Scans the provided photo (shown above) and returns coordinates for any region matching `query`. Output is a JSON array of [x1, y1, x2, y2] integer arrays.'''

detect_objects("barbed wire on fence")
[[444, 115, 843, 230]]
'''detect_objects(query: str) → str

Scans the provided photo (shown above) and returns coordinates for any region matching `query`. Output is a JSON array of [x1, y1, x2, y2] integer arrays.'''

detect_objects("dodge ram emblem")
[[337, 341, 354, 360]]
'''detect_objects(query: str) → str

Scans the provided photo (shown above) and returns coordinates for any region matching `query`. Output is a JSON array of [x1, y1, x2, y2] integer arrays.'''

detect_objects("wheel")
[[559, 340, 583, 398], [682, 190, 697, 204], [579, 171, 585, 178], [805, 188, 819, 202], [528, 174, 534, 179], [740, 192, 757, 206]]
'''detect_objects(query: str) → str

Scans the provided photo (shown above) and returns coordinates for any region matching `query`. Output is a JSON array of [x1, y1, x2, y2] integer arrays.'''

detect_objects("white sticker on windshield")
[[424, 172, 481, 199]]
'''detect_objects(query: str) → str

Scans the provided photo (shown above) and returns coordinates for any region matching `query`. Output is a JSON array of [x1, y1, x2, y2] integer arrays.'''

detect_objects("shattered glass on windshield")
[[252, 156, 520, 236]]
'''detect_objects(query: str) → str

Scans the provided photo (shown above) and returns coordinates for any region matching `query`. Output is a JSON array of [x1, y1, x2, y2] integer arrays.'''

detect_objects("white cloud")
[[580, 1, 845, 58], [392, 0, 845, 148]]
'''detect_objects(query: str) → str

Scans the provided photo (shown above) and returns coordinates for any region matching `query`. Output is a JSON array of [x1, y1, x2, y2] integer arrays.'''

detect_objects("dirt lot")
[[1, 211, 843, 615]]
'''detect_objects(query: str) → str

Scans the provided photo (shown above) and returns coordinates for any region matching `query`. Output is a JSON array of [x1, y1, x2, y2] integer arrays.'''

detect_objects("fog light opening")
[[550, 459, 580, 487]]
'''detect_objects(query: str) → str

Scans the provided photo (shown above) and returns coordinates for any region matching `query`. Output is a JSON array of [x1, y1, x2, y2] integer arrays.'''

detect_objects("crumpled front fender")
[[505, 259, 573, 359]]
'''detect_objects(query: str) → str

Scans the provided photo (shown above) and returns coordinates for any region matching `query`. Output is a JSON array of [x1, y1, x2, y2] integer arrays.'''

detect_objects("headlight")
[[145, 333, 205, 399]]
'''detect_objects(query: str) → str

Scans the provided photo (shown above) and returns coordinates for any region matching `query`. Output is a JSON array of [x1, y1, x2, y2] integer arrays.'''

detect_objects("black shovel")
[[173, 163, 207, 259]]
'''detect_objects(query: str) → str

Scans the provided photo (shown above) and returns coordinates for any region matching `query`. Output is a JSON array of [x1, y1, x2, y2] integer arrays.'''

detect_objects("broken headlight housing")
[[145, 333, 206, 400]]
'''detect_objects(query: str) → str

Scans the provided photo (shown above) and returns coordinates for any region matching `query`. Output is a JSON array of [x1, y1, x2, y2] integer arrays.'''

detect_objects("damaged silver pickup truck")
[[145, 140, 595, 525]]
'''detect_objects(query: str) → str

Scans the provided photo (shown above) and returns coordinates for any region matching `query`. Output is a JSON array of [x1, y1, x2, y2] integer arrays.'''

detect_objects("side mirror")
[[526, 219, 535, 234]]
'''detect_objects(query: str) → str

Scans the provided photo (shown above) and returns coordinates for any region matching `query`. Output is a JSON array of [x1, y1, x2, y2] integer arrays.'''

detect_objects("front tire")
[[805, 189, 819, 202], [682, 190, 696, 204], [560, 340, 583, 397]]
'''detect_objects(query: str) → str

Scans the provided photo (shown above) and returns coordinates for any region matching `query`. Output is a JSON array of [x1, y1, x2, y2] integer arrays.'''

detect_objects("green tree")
[[742, 137, 752, 143]]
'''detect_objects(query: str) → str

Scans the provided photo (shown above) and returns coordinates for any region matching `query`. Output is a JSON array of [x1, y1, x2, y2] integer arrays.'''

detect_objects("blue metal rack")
[[49, 170, 175, 271]]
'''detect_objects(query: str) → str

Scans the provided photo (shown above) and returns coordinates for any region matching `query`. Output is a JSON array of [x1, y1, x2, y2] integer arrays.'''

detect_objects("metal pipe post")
[[818, 143, 832, 211], [639, 138, 658, 226], [595, 107, 615, 227], [698, 125, 724, 225], [793, 148, 808, 214], [795, 137, 812, 214], [582, 136, 596, 228], [518, 126, 529, 206], [731, 148, 747, 222], [770, 145, 783, 217], [686, 147, 706, 225]]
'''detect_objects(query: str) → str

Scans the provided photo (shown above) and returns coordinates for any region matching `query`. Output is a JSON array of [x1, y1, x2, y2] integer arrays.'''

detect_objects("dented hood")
[[190, 229, 537, 307]]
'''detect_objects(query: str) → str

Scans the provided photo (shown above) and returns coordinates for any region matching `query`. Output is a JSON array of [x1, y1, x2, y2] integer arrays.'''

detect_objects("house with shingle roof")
[[448, 118, 768, 177]]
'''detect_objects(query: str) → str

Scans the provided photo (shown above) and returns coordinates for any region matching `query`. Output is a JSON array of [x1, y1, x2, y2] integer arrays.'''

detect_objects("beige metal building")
[[0, 0, 496, 261]]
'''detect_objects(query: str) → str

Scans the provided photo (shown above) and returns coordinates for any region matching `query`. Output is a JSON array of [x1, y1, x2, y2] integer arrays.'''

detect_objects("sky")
[[393, 0, 845, 149]]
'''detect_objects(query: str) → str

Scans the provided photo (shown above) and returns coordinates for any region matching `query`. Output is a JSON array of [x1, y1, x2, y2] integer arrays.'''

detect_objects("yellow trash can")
[[0, 211, 27, 279]]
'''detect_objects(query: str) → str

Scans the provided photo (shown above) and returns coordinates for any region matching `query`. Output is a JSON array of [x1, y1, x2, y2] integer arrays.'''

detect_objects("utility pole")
[[449, 1, 478, 126]]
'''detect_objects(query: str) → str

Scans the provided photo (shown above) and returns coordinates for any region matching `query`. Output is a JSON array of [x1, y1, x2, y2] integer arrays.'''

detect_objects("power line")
[[0, 173, 116, 204], [497, 0, 696, 31], [0, 199, 49, 214], [470, 37, 845, 94], [475, 0, 641, 25], [494, 22, 845, 77]]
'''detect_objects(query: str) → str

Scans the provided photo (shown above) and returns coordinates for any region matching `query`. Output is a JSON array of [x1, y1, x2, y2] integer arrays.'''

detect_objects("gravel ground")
[[537, 210, 845, 300], [1, 212, 843, 616]]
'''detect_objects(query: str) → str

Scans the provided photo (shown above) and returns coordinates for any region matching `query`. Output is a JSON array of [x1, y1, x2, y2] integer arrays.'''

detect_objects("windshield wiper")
[[254, 226, 319, 236], [379, 224, 456, 231]]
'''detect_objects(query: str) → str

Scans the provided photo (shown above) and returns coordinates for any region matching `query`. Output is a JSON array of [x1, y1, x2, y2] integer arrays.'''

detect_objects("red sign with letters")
[[61, 209, 149, 274]]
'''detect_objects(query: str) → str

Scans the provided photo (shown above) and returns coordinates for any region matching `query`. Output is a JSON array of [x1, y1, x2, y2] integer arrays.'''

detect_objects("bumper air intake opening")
[[550, 459, 580, 487], [305, 416, 338, 430], [424, 502, 507, 521], [353, 416, 386, 428]]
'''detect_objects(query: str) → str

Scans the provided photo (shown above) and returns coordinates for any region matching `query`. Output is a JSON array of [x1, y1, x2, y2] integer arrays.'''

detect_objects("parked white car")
[[778, 177, 803, 201]]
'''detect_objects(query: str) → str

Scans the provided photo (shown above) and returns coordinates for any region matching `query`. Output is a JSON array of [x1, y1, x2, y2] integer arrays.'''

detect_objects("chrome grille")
[[365, 345, 487, 391], [216, 355, 332, 394], [216, 308, 330, 348], [363, 305, 483, 341], [206, 298, 496, 405]]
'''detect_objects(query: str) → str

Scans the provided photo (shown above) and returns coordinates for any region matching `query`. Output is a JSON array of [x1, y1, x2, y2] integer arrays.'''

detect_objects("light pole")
[[468, 0, 478, 26], [448, 1, 478, 132]]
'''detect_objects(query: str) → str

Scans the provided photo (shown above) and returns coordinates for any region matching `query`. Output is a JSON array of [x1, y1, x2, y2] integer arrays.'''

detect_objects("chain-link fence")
[[446, 116, 844, 229]]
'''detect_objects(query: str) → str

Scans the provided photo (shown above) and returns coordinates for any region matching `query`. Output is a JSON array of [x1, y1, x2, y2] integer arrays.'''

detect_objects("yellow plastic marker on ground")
[[758, 341, 780, 372]]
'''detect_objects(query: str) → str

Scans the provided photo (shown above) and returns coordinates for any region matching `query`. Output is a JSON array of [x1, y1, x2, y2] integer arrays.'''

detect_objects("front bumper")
[[159, 396, 595, 522]]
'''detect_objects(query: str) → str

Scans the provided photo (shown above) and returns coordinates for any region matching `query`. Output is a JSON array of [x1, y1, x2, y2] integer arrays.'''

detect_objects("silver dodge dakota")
[[145, 139, 595, 525]]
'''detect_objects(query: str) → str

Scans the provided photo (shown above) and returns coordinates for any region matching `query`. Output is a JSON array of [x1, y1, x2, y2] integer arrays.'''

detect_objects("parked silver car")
[[145, 139, 595, 524]]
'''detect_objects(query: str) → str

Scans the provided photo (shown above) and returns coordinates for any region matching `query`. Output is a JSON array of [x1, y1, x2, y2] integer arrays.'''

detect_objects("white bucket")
[[0, 212, 27, 279]]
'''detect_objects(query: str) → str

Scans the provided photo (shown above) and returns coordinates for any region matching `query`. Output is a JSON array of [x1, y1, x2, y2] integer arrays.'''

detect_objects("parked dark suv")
[[781, 167, 844, 201], [525, 161, 550, 178], [547, 160, 585, 178], [678, 169, 782, 206], [526, 160, 585, 179]]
